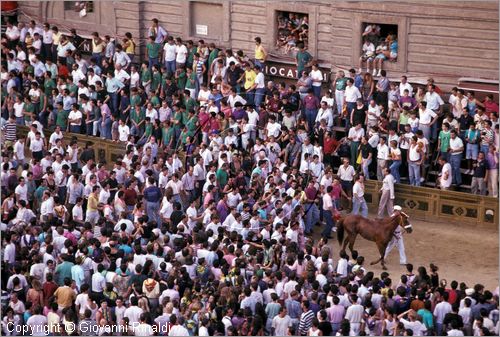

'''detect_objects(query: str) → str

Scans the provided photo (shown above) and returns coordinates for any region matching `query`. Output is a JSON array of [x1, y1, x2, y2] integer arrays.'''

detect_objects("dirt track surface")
[[321, 214, 499, 291]]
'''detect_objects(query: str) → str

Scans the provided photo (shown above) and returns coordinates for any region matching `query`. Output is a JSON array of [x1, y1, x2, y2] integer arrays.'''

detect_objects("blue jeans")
[[305, 108, 318, 131], [335, 90, 344, 116], [145, 200, 161, 225], [304, 202, 320, 234], [322, 210, 335, 237], [449, 154, 462, 185], [16, 117, 25, 125], [109, 92, 119, 114], [346, 102, 357, 130], [165, 60, 176, 75], [352, 197, 368, 218], [440, 151, 450, 163], [312, 85, 321, 99], [148, 56, 159, 69], [408, 162, 421, 186], [69, 125, 81, 134], [390, 160, 401, 183], [254, 88, 266, 111], [254, 59, 264, 69], [100, 118, 112, 139], [246, 90, 255, 107], [92, 53, 102, 67]]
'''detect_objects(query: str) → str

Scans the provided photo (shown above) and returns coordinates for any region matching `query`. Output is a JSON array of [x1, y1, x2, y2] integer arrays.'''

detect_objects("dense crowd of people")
[[0, 15, 499, 337]]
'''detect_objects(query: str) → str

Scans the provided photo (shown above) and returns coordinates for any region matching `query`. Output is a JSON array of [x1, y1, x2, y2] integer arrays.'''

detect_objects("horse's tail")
[[337, 217, 345, 247]]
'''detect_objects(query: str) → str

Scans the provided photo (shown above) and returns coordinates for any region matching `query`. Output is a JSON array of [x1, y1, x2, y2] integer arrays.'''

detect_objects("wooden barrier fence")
[[365, 180, 498, 227], [17, 126, 126, 168], [16, 127, 497, 226]]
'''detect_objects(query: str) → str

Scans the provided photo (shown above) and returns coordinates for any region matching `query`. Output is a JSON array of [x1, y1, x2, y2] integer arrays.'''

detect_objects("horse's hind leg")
[[348, 234, 357, 254], [341, 233, 350, 252]]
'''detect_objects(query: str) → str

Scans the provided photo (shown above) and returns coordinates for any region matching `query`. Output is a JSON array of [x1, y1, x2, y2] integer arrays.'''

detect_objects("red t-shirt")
[[323, 137, 338, 155]]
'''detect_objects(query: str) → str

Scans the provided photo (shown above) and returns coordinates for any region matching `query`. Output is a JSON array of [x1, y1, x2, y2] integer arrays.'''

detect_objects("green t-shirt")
[[144, 123, 153, 138], [130, 94, 142, 109], [162, 126, 174, 146], [151, 72, 162, 92], [216, 168, 228, 186], [56, 109, 69, 128], [184, 97, 197, 113], [439, 130, 451, 152], [141, 68, 151, 83], [296, 50, 312, 72], [335, 77, 348, 91], [186, 116, 198, 132], [187, 46, 197, 65], [67, 83, 78, 96], [146, 43, 161, 58], [399, 111, 409, 125], [176, 70, 186, 90], [208, 49, 219, 69], [150, 95, 161, 108], [24, 102, 34, 121], [185, 72, 197, 89], [44, 78, 56, 96]]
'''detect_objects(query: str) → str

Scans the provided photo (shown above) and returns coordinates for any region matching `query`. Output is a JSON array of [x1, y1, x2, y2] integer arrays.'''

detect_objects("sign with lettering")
[[263, 60, 330, 83], [196, 24, 208, 36]]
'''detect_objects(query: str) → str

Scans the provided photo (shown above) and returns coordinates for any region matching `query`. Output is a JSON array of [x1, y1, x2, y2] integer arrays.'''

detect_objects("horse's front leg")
[[370, 242, 388, 269]]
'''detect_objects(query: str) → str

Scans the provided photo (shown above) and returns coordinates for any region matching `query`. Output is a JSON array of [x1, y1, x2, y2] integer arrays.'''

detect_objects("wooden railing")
[[16, 126, 497, 226], [17, 126, 126, 168], [365, 180, 498, 227]]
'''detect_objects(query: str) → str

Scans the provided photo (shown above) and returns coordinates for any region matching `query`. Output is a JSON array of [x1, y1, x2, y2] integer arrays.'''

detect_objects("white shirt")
[[68, 110, 82, 125], [338, 165, 355, 181], [118, 124, 130, 142], [124, 306, 144, 325], [323, 193, 334, 210], [367, 104, 381, 123], [345, 85, 362, 103], [440, 162, 452, 188], [130, 71, 140, 88], [255, 72, 265, 89], [419, 108, 437, 124], [377, 143, 389, 160], [353, 181, 364, 198], [424, 91, 444, 111], [449, 136, 464, 155], [316, 108, 333, 128], [310, 69, 323, 87], [15, 184, 28, 202], [175, 44, 188, 63], [14, 140, 25, 160], [348, 127, 365, 142], [163, 43, 177, 61], [381, 174, 395, 199], [399, 82, 413, 97], [266, 122, 281, 138]]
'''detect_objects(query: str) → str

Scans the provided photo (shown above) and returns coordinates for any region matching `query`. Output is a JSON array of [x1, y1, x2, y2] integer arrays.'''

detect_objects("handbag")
[[356, 152, 362, 165]]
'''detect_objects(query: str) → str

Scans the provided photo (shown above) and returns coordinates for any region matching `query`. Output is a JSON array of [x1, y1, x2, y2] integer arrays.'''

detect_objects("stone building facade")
[[17, 1, 499, 90]]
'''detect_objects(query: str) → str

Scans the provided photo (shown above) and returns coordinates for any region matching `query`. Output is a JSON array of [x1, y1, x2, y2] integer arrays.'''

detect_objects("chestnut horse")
[[337, 211, 413, 269]]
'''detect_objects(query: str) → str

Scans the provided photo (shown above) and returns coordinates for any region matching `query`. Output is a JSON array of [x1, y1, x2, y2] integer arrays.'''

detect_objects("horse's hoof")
[[382, 266, 388, 270], [370, 261, 376, 265]]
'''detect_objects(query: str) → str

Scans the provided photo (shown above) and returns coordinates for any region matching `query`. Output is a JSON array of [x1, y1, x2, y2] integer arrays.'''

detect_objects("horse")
[[336, 211, 413, 270]]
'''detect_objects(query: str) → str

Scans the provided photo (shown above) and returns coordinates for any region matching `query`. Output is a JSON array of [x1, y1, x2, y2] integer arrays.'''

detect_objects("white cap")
[[393, 205, 403, 211], [465, 288, 475, 296]]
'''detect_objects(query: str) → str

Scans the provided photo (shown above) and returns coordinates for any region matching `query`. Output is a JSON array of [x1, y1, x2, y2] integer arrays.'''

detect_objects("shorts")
[[466, 143, 479, 160], [361, 55, 374, 61], [376, 54, 387, 60], [390, 52, 398, 59]]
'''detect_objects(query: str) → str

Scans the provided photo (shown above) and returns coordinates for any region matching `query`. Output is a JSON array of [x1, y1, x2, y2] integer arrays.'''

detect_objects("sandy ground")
[[319, 214, 499, 291]]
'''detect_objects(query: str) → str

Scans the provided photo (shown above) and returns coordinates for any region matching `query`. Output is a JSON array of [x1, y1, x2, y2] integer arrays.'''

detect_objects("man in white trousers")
[[378, 167, 395, 218], [384, 205, 407, 265]]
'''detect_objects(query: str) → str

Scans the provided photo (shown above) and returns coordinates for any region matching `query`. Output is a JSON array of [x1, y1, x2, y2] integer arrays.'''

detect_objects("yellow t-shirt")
[[87, 194, 98, 211], [125, 39, 135, 54], [92, 39, 105, 53], [244, 70, 257, 90], [52, 32, 62, 46], [255, 45, 265, 60]]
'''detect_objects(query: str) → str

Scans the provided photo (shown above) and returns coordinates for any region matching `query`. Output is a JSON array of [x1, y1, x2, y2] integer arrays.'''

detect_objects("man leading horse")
[[337, 205, 412, 270]]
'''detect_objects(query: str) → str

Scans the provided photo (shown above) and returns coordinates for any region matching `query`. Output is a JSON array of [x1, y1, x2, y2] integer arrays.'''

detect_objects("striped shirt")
[[298, 309, 314, 335], [3, 122, 17, 141]]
